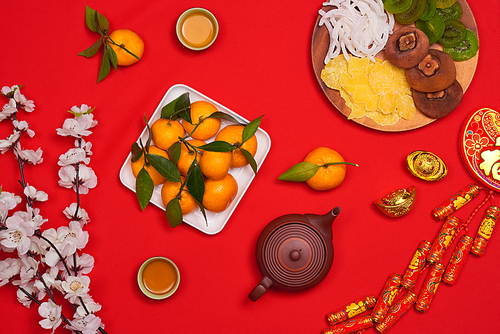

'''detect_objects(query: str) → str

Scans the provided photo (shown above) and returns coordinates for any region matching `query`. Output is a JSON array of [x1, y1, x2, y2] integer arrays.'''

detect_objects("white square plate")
[[119, 84, 271, 235]]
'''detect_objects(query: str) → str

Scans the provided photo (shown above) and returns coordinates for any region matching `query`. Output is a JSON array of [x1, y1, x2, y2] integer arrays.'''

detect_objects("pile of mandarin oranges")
[[131, 100, 258, 216]]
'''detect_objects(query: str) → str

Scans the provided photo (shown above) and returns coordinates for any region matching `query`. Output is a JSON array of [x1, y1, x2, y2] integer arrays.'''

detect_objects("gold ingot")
[[375, 186, 415, 218], [406, 150, 447, 181]]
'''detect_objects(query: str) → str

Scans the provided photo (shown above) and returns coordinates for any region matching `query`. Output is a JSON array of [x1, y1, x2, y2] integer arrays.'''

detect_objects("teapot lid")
[[261, 222, 327, 288]]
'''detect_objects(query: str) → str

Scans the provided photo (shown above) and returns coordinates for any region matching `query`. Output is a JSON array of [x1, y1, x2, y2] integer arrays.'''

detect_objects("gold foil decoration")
[[406, 150, 447, 181], [375, 186, 415, 218]]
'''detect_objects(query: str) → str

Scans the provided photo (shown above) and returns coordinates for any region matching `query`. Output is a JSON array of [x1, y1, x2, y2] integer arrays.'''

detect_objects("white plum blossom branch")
[[0, 85, 106, 334]]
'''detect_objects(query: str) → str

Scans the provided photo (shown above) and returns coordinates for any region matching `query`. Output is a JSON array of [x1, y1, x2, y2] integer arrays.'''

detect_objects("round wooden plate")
[[311, 0, 479, 132]]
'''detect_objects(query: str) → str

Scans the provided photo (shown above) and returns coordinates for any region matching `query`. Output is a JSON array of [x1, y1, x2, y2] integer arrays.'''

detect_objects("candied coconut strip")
[[319, 0, 394, 64]]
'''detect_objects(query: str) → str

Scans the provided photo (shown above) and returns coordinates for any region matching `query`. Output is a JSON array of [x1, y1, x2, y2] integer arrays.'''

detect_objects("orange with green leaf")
[[78, 6, 143, 82], [279, 147, 359, 191]]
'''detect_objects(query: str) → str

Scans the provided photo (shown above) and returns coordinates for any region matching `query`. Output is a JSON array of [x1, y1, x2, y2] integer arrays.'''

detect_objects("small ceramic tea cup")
[[137, 256, 180, 300], [176, 8, 219, 51]]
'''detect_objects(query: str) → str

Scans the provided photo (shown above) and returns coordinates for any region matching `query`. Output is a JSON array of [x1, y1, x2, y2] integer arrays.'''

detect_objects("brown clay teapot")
[[248, 207, 341, 301]]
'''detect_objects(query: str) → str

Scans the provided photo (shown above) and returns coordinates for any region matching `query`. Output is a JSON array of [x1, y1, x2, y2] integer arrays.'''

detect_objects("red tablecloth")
[[2, 1, 499, 333]]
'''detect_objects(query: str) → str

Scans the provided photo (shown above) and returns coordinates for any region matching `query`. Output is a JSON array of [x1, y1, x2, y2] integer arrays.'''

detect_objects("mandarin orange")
[[202, 173, 238, 212], [151, 118, 185, 151], [199, 151, 232, 180], [131, 145, 169, 185], [183, 101, 221, 140], [304, 147, 346, 191], [214, 125, 257, 168], [160, 176, 197, 215], [108, 29, 144, 66]]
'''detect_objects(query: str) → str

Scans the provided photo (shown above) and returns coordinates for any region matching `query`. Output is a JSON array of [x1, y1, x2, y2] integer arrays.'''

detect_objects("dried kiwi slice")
[[438, 19, 466, 48], [384, 0, 413, 14], [436, 1, 462, 21], [436, 0, 456, 9], [395, 0, 427, 24], [443, 29, 479, 61], [416, 12, 445, 44], [419, 0, 437, 21]]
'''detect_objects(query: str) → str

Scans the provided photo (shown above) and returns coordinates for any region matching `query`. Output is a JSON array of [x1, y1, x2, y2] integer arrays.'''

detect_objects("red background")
[[2, 0, 500, 333]]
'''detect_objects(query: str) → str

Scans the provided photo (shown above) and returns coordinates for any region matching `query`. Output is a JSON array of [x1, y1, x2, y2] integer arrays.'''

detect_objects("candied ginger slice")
[[397, 93, 417, 120], [321, 55, 349, 90]]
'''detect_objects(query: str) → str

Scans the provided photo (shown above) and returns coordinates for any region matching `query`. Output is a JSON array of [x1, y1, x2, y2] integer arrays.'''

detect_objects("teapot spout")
[[305, 207, 341, 242]]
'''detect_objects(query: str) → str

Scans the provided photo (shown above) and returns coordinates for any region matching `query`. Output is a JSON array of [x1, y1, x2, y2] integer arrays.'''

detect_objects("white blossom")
[[34, 272, 62, 294], [58, 164, 97, 194], [74, 294, 101, 319], [43, 221, 89, 267], [38, 300, 62, 333], [0, 215, 35, 255], [0, 190, 22, 224], [12, 254, 39, 288], [56, 114, 97, 138], [60, 221, 89, 252], [78, 138, 93, 156], [63, 203, 90, 226], [24, 184, 48, 202], [16, 281, 37, 308], [14, 142, 43, 165], [65, 314, 103, 334], [13, 119, 35, 137], [13, 206, 48, 230], [58, 147, 90, 166], [40, 228, 59, 267], [58, 252, 94, 279], [0, 131, 20, 154], [29, 235, 50, 256], [11, 87, 35, 112], [0, 257, 22, 286], [70, 104, 93, 116], [1, 85, 20, 96], [61, 275, 90, 303], [1, 98, 17, 121]]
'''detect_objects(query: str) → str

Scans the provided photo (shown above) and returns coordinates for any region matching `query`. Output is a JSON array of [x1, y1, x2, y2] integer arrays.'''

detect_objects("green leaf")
[[131, 143, 143, 162], [67, 106, 95, 117], [148, 154, 181, 182], [278, 162, 320, 182], [196, 199, 209, 226], [84, 6, 98, 32], [161, 92, 191, 122], [240, 148, 258, 176], [198, 141, 236, 152], [208, 111, 242, 124], [242, 115, 263, 144], [186, 159, 205, 204], [168, 142, 182, 165], [78, 37, 102, 58], [166, 198, 183, 228], [97, 46, 110, 83], [90, 9, 109, 34], [108, 45, 118, 71], [136, 167, 154, 210]]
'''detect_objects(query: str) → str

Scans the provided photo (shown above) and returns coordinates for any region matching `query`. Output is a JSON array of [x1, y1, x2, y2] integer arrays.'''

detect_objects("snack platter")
[[119, 84, 272, 235], [311, 0, 479, 132]]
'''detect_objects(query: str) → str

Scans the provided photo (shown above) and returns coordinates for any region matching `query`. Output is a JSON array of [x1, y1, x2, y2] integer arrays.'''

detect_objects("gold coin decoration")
[[375, 186, 416, 218], [406, 151, 447, 181]]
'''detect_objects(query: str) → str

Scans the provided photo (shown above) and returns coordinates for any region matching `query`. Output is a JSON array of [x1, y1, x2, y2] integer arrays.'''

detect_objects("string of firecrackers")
[[321, 183, 498, 334], [0, 85, 107, 333]]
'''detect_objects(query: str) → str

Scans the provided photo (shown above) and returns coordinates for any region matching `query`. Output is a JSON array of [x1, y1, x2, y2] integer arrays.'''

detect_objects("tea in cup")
[[176, 8, 219, 50], [138, 257, 180, 299]]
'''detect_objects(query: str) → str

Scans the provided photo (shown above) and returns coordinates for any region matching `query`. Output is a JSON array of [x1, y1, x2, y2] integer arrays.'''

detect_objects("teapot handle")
[[248, 276, 273, 302]]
